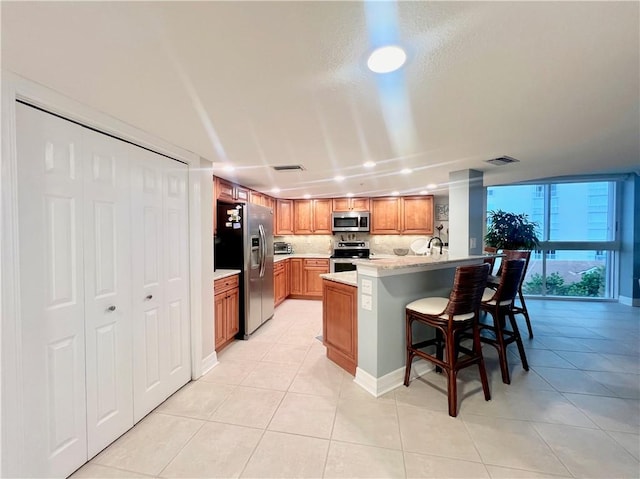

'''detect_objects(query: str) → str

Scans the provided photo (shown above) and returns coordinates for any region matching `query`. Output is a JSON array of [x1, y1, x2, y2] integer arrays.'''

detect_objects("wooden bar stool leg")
[[445, 330, 458, 417], [474, 326, 491, 401], [404, 315, 414, 386], [518, 289, 534, 339], [493, 310, 511, 384], [508, 311, 529, 371], [435, 329, 444, 373]]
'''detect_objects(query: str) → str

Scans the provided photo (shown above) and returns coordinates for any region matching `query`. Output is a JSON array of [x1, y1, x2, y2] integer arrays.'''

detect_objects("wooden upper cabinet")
[[249, 190, 264, 205], [312, 199, 332, 234], [370, 197, 402, 234], [402, 195, 434, 235], [215, 176, 248, 203], [294, 200, 313, 234], [332, 197, 370, 212], [275, 199, 294, 235], [294, 199, 332, 235]]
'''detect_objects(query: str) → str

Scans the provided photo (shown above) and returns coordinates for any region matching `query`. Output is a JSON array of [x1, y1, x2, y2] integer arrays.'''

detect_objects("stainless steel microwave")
[[331, 211, 370, 232]]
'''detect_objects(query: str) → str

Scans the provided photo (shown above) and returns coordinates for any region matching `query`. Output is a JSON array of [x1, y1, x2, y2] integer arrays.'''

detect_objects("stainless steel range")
[[330, 240, 370, 273]]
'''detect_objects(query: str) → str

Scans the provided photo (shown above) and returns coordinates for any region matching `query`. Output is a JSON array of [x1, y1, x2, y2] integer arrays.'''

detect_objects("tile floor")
[[73, 299, 640, 478]]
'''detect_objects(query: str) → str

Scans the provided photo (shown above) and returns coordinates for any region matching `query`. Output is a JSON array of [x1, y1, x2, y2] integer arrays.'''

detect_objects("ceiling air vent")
[[273, 165, 305, 172], [485, 156, 520, 166]]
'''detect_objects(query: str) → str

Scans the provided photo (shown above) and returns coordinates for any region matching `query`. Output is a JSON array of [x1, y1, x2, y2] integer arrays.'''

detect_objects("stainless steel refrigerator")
[[214, 202, 274, 338]]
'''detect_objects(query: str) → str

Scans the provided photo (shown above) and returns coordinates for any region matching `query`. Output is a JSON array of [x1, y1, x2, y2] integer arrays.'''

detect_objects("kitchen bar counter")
[[320, 271, 357, 287]]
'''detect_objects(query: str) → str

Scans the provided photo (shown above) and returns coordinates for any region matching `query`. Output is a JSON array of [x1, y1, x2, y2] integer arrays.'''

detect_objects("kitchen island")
[[322, 253, 494, 397]]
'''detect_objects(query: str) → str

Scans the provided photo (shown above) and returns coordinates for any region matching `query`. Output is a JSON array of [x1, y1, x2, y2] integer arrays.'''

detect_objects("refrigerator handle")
[[258, 224, 266, 277]]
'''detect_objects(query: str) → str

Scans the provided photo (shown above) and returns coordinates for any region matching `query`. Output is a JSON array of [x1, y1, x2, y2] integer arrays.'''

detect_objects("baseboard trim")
[[199, 351, 219, 378], [619, 295, 640, 307], [354, 360, 434, 397]]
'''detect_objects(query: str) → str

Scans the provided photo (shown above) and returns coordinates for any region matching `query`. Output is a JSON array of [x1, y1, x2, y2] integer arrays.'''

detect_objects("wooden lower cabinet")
[[274, 260, 288, 307], [214, 274, 240, 351], [322, 279, 358, 375], [288, 258, 328, 299]]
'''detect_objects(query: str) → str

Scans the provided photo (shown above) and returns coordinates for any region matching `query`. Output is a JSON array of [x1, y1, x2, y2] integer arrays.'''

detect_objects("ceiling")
[[2, 1, 638, 199]]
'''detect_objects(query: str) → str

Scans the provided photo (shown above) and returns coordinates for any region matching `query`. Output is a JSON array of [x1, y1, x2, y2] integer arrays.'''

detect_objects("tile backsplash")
[[274, 233, 445, 255]]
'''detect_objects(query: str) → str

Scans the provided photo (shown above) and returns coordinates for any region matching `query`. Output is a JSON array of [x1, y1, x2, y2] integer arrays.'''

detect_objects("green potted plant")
[[485, 210, 540, 250]]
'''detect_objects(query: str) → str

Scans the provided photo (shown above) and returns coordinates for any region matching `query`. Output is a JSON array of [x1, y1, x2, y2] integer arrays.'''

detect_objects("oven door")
[[330, 258, 358, 273]]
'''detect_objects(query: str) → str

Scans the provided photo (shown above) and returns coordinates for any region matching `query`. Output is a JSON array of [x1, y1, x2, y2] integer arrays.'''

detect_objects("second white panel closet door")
[[83, 129, 134, 458], [131, 147, 190, 422]]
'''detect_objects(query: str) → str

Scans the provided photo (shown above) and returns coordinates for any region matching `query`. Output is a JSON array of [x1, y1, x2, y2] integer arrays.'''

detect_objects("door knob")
[[107, 305, 116, 312], [145, 294, 153, 300]]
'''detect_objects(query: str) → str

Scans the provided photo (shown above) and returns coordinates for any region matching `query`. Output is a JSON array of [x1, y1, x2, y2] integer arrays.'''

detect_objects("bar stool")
[[403, 263, 491, 417], [483, 246, 498, 275], [479, 259, 529, 384], [499, 250, 533, 338]]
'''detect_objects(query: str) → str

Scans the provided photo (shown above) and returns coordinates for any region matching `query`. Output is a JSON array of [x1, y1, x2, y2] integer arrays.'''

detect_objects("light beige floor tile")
[[523, 349, 577, 369], [262, 342, 310, 364], [156, 381, 235, 419], [462, 414, 570, 476], [607, 431, 640, 460], [485, 464, 572, 478], [532, 366, 614, 395], [340, 376, 396, 403], [159, 422, 263, 478], [534, 422, 640, 478], [92, 413, 203, 476], [210, 386, 284, 429], [585, 370, 640, 399], [200, 359, 258, 385], [404, 451, 490, 478], [563, 393, 640, 433], [240, 431, 329, 478], [71, 463, 152, 478], [397, 405, 481, 462], [217, 338, 274, 361], [289, 363, 345, 398], [460, 388, 596, 427], [332, 397, 402, 449], [240, 361, 300, 391], [323, 441, 405, 478], [268, 392, 337, 438]]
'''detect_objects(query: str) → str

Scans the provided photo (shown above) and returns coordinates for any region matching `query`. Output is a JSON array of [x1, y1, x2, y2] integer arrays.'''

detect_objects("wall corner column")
[[448, 169, 484, 257]]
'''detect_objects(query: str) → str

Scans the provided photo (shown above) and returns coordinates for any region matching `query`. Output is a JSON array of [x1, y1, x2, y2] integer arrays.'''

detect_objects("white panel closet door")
[[16, 104, 88, 478], [131, 149, 190, 421], [82, 129, 134, 458]]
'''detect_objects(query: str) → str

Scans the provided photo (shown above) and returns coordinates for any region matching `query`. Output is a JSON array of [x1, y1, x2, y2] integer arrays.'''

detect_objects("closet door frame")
[[0, 72, 207, 478]]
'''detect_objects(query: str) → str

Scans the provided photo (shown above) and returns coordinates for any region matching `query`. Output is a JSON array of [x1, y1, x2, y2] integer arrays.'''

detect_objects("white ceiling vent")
[[485, 156, 520, 166], [273, 165, 305, 172]]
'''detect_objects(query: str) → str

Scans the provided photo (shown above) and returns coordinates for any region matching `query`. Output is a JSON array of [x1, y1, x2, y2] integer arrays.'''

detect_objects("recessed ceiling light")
[[334, 175, 345, 182], [303, 193, 311, 199], [427, 183, 437, 189], [346, 192, 354, 197], [223, 164, 235, 172], [367, 46, 407, 74], [391, 191, 400, 196], [271, 187, 280, 194], [401, 168, 412, 175], [363, 161, 376, 168], [420, 190, 428, 195]]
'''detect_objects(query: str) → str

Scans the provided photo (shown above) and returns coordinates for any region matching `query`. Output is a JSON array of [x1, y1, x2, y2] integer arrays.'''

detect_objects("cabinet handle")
[[145, 294, 153, 300], [107, 305, 116, 312]]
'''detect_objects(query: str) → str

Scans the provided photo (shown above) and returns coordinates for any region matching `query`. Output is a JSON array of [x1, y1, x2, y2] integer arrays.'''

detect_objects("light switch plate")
[[361, 279, 372, 295]]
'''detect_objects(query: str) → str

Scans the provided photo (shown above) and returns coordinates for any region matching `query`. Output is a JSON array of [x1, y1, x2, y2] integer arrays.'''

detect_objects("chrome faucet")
[[427, 236, 444, 255]]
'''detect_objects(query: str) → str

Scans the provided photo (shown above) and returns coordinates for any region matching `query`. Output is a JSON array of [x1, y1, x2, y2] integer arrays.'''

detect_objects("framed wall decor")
[[435, 204, 449, 221]]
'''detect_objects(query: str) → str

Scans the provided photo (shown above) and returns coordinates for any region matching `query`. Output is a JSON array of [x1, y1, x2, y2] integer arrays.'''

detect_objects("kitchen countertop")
[[274, 253, 331, 262], [354, 253, 500, 277], [213, 269, 241, 280], [320, 271, 358, 287]]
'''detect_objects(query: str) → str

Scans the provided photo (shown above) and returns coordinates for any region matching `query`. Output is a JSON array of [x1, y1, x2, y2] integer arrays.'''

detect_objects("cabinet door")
[[370, 197, 401, 234], [313, 199, 332, 234], [294, 199, 314, 234], [214, 291, 226, 349], [351, 197, 370, 211], [332, 198, 351, 211], [234, 185, 249, 202], [322, 281, 358, 374], [284, 259, 291, 297], [290, 258, 303, 295], [226, 288, 240, 338], [302, 259, 329, 298], [402, 196, 434, 234], [276, 199, 294, 234], [215, 177, 235, 202], [249, 190, 264, 205]]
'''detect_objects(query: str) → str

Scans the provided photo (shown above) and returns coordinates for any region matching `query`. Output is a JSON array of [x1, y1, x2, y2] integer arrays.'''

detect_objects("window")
[[486, 180, 618, 299]]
